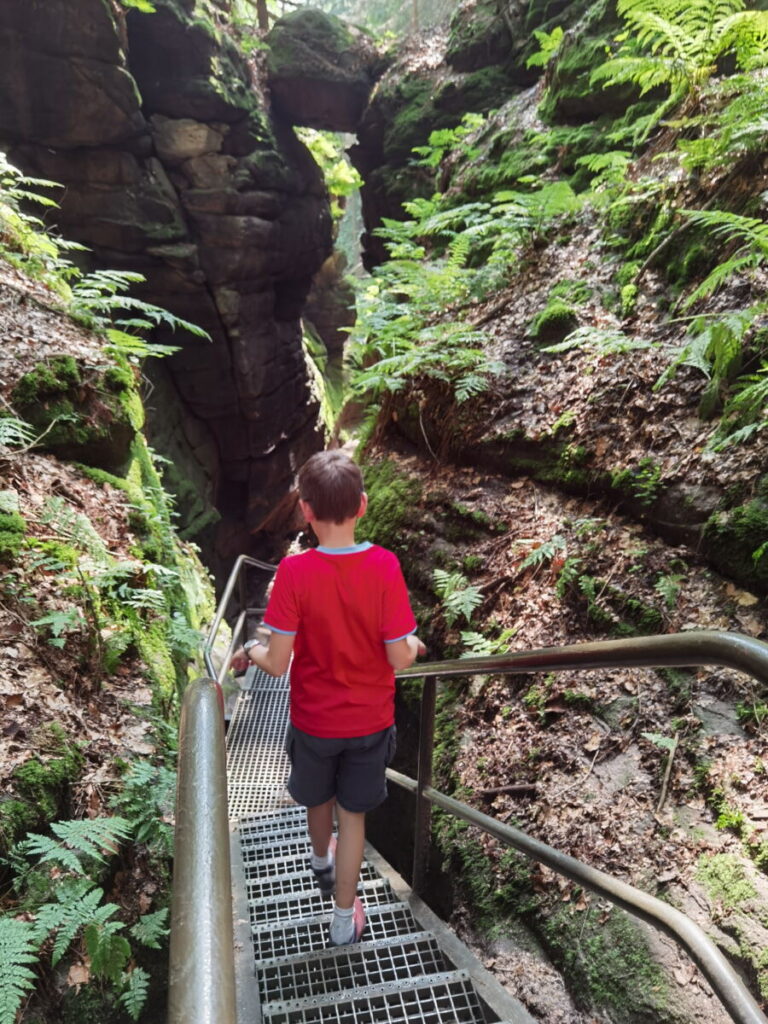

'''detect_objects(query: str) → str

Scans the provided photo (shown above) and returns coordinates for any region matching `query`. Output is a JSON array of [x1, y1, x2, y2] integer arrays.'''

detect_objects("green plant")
[[655, 572, 684, 608], [543, 325, 654, 358], [591, 0, 768, 116], [459, 627, 516, 657], [525, 26, 565, 69], [109, 760, 176, 861], [296, 129, 362, 220], [611, 457, 662, 505], [680, 210, 768, 309], [518, 534, 566, 572], [411, 112, 486, 169], [432, 569, 483, 628]]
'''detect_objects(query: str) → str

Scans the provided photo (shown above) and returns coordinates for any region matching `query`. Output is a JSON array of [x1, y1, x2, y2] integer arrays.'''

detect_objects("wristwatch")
[[243, 638, 262, 652]]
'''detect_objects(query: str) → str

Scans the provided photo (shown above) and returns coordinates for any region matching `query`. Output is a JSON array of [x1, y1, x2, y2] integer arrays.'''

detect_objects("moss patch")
[[356, 458, 423, 558]]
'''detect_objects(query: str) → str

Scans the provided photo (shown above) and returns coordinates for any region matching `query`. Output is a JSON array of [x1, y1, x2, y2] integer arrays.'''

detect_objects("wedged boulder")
[[0, 0, 145, 148], [266, 9, 383, 131]]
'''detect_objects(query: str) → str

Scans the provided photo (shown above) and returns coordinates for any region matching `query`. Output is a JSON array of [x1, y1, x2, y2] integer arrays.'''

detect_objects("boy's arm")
[[385, 633, 427, 671], [245, 631, 295, 677]]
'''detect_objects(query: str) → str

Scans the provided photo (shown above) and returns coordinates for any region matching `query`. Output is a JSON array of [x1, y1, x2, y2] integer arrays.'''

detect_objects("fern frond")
[[85, 918, 130, 984], [129, 908, 169, 950], [120, 967, 151, 1021], [19, 817, 132, 874], [34, 879, 103, 966], [0, 916, 39, 1024], [0, 416, 36, 450]]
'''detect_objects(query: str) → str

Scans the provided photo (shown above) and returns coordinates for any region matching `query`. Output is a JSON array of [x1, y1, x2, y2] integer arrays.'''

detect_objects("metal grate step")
[[260, 970, 487, 1024], [246, 862, 380, 901], [252, 902, 422, 963], [256, 931, 448, 1004], [248, 878, 398, 927], [226, 671, 291, 818]]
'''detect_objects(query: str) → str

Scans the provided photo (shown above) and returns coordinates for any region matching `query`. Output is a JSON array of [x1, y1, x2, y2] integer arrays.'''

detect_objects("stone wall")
[[0, 0, 334, 581]]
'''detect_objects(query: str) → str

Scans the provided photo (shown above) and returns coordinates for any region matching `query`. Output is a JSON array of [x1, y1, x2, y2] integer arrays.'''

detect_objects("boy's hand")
[[230, 647, 250, 674], [414, 636, 427, 657]]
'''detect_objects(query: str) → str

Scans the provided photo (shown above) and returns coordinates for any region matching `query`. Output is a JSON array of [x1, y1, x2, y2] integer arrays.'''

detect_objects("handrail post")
[[168, 678, 236, 1024], [412, 676, 436, 894]]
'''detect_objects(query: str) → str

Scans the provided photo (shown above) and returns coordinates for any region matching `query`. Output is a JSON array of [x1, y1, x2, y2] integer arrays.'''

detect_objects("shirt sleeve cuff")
[[262, 621, 297, 636], [384, 626, 417, 644]]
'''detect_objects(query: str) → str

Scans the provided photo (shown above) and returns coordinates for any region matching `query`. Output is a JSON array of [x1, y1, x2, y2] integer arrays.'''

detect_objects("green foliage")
[[109, 760, 175, 861], [16, 818, 132, 877], [0, 917, 38, 1024], [0, 417, 35, 451], [459, 627, 516, 657], [119, 967, 151, 1021], [611, 457, 662, 505], [129, 908, 169, 950], [432, 569, 483, 628], [526, 26, 565, 69], [349, 180, 581, 411], [592, 0, 768, 104], [0, 151, 209, 362], [519, 534, 566, 571], [655, 571, 684, 608], [680, 209, 768, 309], [696, 853, 756, 906], [543, 325, 654, 358], [120, 0, 156, 10], [296, 129, 362, 220], [655, 307, 764, 431], [412, 113, 486, 169]]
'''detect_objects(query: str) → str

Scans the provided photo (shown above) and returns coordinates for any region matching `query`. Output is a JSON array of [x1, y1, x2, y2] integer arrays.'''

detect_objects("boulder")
[[266, 9, 383, 131]]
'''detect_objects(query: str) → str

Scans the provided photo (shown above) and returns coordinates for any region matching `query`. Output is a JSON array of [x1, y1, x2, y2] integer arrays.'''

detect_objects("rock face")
[[0, 0, 365, 581], [266, 8, 382, 132]]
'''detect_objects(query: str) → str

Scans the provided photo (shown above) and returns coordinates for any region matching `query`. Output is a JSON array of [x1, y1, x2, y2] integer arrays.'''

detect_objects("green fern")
[[593, 0, 768, 99], [34, 879, 107, 966], [680, 209, 768, 308], [708, 366, 768, 449], [0, 416, 35, 450], [120, 967, 151, 1021], [432, 569, 483, 628], [129, 908, 169, 949], [543, 326, 654, 357], [519, 535, 567, 571], [18, 817, 132, 874], [85, 916, 131, 984], [0, 916, 39, 1024]]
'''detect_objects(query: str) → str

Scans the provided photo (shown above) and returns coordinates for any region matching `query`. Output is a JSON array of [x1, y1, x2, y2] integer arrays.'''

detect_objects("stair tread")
[[256, 931, 449, 1005], [259, 969, 487, 1023]]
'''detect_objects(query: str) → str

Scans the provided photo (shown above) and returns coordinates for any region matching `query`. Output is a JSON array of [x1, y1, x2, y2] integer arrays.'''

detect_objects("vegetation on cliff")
[[0, 156, 214, 1022]]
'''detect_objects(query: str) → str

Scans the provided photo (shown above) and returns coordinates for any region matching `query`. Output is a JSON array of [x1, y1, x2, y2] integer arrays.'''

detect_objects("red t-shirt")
[[262, 542, 417, 738]]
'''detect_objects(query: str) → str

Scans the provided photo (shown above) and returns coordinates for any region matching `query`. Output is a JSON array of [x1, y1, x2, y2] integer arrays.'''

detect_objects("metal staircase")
[[226, 666, 534, 1024]]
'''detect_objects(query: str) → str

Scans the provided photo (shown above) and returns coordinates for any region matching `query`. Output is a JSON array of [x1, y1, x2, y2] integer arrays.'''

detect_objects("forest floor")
[[366, 435, 767, 1023]]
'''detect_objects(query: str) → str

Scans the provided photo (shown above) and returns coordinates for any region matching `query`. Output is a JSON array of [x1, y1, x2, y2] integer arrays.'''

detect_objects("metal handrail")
[[391, 628, 768, 1024], [202, 554, 276, 684], [168, 678, 235, 1024], [189, 545, 768, 1023], [387, 768, 767, 1024]]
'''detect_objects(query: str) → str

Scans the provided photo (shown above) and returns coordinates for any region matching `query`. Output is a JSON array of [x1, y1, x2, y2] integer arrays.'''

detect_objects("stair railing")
[[167, 677, 235, 1024], [392, 630, 768, 1024], [203, 554, 276, 685], [192, 548, 768, 1024]]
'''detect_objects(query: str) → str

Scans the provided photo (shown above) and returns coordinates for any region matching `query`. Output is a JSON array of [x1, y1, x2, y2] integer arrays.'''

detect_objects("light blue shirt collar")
[[316, 541, 373, 555]]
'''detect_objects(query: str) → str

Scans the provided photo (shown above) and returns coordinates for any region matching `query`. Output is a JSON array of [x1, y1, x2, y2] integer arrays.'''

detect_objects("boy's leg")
[[334, 803, 366, 909], [306, 797, 335, 859]]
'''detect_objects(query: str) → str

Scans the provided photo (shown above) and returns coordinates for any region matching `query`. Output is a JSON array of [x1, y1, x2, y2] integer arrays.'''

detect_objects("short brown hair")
[[298, 450, 364, 524]]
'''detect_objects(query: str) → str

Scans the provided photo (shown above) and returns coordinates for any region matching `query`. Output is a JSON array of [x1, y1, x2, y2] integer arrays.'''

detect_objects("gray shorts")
[[284, 723, 397, 813]]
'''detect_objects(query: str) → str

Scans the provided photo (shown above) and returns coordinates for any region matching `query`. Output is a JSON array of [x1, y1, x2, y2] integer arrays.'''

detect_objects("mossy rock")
[[445, 0, 512, 73], [11, 726, 85, 826], [542, 31, 643, 124], [0, 508, 27, 564], [542, 905, 669, 1018], [702, 495, 768, 594], [528, 301, 579, 345], [11, 356, 137, 473], [356, 457, 422, 559]]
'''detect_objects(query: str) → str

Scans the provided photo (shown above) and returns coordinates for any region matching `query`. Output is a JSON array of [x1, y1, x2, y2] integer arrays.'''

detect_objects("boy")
[[240, 450, 425, 946]]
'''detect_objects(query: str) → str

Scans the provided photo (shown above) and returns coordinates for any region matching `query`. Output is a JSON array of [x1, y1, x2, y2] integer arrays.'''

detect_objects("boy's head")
[[298, 450, 365, 525]]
